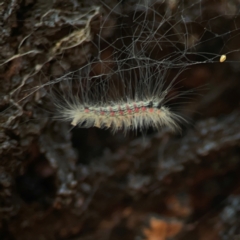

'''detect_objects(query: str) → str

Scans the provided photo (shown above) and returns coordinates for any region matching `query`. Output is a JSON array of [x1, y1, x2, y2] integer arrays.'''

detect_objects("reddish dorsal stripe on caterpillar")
[[65, 99, 179, 133]]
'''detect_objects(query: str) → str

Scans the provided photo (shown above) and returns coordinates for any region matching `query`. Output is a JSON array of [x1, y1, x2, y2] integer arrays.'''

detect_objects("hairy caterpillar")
[[55, 56, 184, 134]]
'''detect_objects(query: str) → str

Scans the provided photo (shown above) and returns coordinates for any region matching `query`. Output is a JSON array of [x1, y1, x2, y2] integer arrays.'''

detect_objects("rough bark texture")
[[1, 0, 240, 239]]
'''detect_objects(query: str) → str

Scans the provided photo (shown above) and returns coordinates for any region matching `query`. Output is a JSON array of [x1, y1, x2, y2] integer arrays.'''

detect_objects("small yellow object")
[[220, 55, 226, 63]]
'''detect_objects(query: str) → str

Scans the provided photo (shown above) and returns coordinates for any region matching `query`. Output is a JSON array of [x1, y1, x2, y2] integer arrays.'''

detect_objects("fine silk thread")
[[52, 2, 191, 134], [52, 6, 189, 133], [50, 0, 231, 133], [1, 0, 237, 135]]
